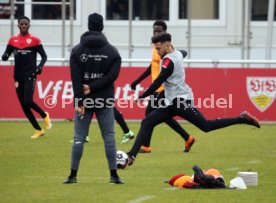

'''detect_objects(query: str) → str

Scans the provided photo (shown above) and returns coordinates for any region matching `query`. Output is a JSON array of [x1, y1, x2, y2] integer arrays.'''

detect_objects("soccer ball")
[[116, 150, 128, 169]]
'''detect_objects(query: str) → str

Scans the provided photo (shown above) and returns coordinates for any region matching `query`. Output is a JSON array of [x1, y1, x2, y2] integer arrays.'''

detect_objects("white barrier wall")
[[0, 0, 275, 65]]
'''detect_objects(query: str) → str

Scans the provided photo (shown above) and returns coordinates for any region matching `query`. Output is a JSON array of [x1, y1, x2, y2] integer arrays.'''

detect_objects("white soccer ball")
[[116, 150, 128, 169]]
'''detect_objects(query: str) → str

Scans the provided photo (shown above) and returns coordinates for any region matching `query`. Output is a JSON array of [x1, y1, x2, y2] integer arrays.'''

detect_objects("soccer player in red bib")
[[1, 16, 52, 139]]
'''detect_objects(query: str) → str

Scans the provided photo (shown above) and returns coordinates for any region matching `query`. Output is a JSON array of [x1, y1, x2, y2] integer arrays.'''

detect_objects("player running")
[[1, 16, 52, 139]]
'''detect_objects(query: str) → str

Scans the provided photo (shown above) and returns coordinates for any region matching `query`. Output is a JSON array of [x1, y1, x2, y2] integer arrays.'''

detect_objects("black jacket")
[[70, 31, 121, 108]]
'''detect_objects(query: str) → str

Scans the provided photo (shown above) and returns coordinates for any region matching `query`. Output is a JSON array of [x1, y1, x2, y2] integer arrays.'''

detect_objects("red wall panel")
[[0, 66, 275, 121]]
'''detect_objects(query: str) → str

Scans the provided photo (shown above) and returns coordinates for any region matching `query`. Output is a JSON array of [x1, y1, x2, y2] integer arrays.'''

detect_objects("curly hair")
[[153, 20, 167, 31]]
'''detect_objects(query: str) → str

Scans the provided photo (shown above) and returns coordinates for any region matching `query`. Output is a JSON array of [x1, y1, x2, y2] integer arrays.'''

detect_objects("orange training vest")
[[151, 48, 164, 92]]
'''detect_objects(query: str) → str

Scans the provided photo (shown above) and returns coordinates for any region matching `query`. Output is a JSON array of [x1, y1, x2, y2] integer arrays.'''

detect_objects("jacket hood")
[[80, 31, 108, 48]]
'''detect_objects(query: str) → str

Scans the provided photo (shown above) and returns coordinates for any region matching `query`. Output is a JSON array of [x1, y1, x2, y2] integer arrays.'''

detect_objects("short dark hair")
[[153, 20, 167, 31], [151, 32, 171, 44], [18, 16, 30, 23]]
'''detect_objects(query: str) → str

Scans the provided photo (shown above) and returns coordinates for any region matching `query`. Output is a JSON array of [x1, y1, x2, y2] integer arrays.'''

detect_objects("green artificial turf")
[[0, 121, 275, 203]]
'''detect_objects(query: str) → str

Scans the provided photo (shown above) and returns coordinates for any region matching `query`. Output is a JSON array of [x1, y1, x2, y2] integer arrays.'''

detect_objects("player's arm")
[[1, 44, 13, 61], [70, 50, 84, 107], [88, 56, 121, 92], [130, 64, 151, 90], [138, 58, 174, 99], [36, 44, 47, 74]]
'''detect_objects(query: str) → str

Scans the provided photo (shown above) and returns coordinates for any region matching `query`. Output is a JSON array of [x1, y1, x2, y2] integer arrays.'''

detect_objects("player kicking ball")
[[127, 32, 260, 166]]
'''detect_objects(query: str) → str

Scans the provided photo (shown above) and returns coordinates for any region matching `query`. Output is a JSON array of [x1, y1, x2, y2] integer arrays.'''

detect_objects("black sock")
[[42, 112, 47, 118], [110, 170, 118, 178], [69, 169, 77, 178], [35, 126, 42, 131]]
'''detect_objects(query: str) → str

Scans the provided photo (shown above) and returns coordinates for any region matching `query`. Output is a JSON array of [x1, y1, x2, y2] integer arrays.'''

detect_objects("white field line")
[[246, 160, 263, 164], [128, 195, 155, 203], [226, 167, 241, 171]]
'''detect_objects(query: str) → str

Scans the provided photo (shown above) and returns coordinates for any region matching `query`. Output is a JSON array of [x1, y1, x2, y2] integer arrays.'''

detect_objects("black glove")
[[1, 53, 9, 61], [130, 80, 138, 90], [36, 65, 42, 75]]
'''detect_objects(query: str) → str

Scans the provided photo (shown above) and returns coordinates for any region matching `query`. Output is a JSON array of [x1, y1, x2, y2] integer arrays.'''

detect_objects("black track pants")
[[129, 98, 245, 157], [15, 78, 46, 130]]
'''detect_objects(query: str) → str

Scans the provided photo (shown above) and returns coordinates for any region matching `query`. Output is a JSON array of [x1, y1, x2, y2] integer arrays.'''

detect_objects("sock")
[[42, 112, 47, 118], [110, 170, 118, 178], [35, 127, 42, 131], [69, 169, 77, 178]]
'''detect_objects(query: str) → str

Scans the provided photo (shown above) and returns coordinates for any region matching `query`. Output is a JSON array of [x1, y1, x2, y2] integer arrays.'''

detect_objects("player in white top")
[[127, 32, 260, 165]]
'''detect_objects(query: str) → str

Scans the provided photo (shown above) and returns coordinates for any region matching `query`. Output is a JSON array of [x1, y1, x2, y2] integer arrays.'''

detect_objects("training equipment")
[[193, 165, 226, 188], [229, 177, 247, 189], [238, 172, 258, 186], [116, 150, 129, 169]]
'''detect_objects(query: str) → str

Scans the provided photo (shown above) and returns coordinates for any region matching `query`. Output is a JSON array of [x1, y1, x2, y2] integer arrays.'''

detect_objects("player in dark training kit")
[[1, 16, 52, 139], [127, 33, 260, 165]]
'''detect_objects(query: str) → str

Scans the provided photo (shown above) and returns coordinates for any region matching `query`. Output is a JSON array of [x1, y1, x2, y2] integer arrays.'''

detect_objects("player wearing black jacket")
[[64, 13, 123, 185], [1, 16, 52, 139]]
